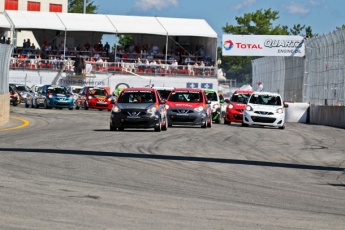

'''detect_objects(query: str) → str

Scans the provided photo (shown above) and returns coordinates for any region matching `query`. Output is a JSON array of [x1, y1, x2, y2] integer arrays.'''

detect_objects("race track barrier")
[[309, 105, 345, 129]]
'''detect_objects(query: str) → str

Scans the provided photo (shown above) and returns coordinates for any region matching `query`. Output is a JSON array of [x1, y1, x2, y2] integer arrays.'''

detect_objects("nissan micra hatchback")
[[166, 88, 212, 128], [242, 92, 288, 129]]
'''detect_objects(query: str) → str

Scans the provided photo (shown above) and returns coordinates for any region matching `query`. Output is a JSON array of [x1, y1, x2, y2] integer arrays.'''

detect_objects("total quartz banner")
[[222, 35, 305, 57]]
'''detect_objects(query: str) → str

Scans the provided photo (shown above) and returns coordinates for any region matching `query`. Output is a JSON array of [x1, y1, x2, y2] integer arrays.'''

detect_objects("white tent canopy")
[[2, 10, 218, 61]]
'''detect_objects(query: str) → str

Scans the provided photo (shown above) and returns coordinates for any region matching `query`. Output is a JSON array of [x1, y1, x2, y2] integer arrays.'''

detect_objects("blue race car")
[[36, 85, 74, 110]]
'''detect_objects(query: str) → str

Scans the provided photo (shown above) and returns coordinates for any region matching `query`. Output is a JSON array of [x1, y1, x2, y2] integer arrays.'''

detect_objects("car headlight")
[[276, 108, 283, 114], [147, 106, 156, 113], [245, 105, 253, 111], [212, 103, 220, 109], [194, 105, 204, 112], [48, 94, 53, 98], [112, 106, 121, 113], [165, 105, 170, 110], [88, 96, 93, 100], [228, 104, 234, 109]]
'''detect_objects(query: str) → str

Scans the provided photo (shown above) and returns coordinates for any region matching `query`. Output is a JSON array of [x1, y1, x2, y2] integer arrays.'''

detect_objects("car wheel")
[[201, 119, 207, 128], [242, 122, 249, 127], [155, 120, 162, 132], [162, 117, 168, 131], [30, 99, 35, 108], [118, 127, 124, 131], [207, 118, 212, 128], [13, 101, 18, 106], [224, 118, 230, 125], [25, 99, 29, 108], [84, 101, 88, 110], [110, 124, 117, 131], [69, 107, 73, 110], [279, 125, 285, 130], [43, 100, 49, 109]]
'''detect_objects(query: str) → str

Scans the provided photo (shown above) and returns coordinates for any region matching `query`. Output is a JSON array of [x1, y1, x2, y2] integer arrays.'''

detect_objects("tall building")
[[0, 0, 68, 47]]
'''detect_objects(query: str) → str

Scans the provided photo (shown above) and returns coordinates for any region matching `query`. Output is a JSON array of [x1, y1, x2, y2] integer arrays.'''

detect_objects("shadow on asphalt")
[[0, 148, 344, 172]]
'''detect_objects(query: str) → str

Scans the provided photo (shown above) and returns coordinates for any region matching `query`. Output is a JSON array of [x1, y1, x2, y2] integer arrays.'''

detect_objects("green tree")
[[117, 35, 134, 49], [336, 24, 345, 30], [68, 0, 98, 14], [220, 8, 315, 84]]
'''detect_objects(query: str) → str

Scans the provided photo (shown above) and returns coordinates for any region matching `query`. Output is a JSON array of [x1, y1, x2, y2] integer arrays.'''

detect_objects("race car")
[[35, 85, 74, 110], [166, 88, 212, 128], [75, 86, 113, 111], [224, 89, 253, 125], [110, 87, 168, 131], [203, 89, 225, 123], [242, 91, 289, 129], [9, 85, 19, 106]]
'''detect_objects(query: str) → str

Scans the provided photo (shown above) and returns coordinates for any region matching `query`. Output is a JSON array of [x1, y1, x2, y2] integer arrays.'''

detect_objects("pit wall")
[[309, 105, 345, 129], [0, 94, 10, 126]]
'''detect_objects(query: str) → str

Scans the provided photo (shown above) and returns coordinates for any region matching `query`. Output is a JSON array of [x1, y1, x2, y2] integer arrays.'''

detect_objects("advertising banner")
[[222, 35, 305, 57]]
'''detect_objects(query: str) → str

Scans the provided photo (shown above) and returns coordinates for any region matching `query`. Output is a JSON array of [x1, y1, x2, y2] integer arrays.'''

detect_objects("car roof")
[[153, 86, 174, 90], [251, 91, 281, 96], [171, 88, 203, 92], [122, 87, 156, 92], [234, 89, 254, 94]]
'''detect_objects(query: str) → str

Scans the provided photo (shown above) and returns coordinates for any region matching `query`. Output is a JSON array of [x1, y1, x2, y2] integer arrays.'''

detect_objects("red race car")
[[165, 88, 212, 128], [224, 89, 253, 125], [75, 86, 113, 111]]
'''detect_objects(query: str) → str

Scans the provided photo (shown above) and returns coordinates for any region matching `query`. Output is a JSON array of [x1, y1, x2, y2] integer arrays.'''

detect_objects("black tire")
[[201, 119, 207, 128], [155, 120, 162, 132], [224, 118, 230, 125], [13, 101, 18, 106], [43, 100, 48, 109], [207, 118, 212, 128], [25, 99, 29, 108], [118, 127, 124, 131], [162, 117, 168, 131], [69, 108, 73, 110], [84, 101, 88, 110], [242, 122, 249, 127], [110, 124, 117, 131], [99, 109, 103, 111], [279, 125, 285, 130], [30, 99, 34, 108], [74, 102, 80, 110]]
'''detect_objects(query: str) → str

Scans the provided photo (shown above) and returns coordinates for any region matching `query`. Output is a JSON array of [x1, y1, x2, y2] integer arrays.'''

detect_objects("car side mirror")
[[284, 103, 289, 108], [206, 100, 211, 104]]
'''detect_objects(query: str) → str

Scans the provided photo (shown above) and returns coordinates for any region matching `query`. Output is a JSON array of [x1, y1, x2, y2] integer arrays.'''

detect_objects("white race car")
[[242, 92, 288, 129]]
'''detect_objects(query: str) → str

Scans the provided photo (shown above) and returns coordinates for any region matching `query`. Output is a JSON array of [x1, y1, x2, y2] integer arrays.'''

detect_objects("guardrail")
[[9, 57, 218, 78]]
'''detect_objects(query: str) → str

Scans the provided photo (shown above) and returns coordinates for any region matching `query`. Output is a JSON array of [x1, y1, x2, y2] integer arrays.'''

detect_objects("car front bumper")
[[167, 109, 207, 126], [48, 98, 74, 108], [110, 112, 160, 129], [243, 110, 285, 127], [225, 108, 244, 123]]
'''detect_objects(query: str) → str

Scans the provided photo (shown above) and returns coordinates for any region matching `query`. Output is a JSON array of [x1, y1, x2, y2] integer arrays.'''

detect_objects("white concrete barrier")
[[285, 102, 309, 123]]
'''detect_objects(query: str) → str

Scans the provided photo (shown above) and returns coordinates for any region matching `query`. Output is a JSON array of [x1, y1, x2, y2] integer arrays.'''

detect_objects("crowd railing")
[[9, 57, 217, 78]]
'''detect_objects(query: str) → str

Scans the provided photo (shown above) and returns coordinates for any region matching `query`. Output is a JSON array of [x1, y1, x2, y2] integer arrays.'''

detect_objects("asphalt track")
[[0, 104, 345, 230]]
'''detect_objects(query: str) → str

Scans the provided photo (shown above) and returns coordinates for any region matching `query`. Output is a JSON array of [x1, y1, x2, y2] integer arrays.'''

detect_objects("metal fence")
[[252, 29, 345, 105], [0, 44, 13, 94]]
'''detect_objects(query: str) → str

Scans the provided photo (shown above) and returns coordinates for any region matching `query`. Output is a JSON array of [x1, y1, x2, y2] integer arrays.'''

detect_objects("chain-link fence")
[[0, 44, 13, 94], [252, 29, 345, 105]]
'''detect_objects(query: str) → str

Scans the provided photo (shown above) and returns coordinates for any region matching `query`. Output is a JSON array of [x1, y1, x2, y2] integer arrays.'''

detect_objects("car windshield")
[[15, 85, 29, 91], [48, 87, 68, 94], [72, 88, 81, 93], [249, 94, 282, 106], [89, 88, 108, 96], [157, 90, 172, 100], [118, 92, 156, 103], [205, 92, 218, 101], [168, 91, 203, 102], [231, 93, 251, 104]]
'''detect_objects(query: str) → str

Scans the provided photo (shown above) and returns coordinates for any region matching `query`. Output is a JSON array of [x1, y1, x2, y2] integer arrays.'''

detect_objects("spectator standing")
[[257, 82, 264, 91], [6, 37, 11, 44]]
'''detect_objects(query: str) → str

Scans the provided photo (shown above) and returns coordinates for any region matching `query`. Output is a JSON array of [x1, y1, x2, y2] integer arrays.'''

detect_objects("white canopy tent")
[[2, 10, 218, 61]]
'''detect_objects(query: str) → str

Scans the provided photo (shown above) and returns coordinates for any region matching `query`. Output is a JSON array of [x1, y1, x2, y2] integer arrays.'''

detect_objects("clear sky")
[[95, 0, 345, 45]]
